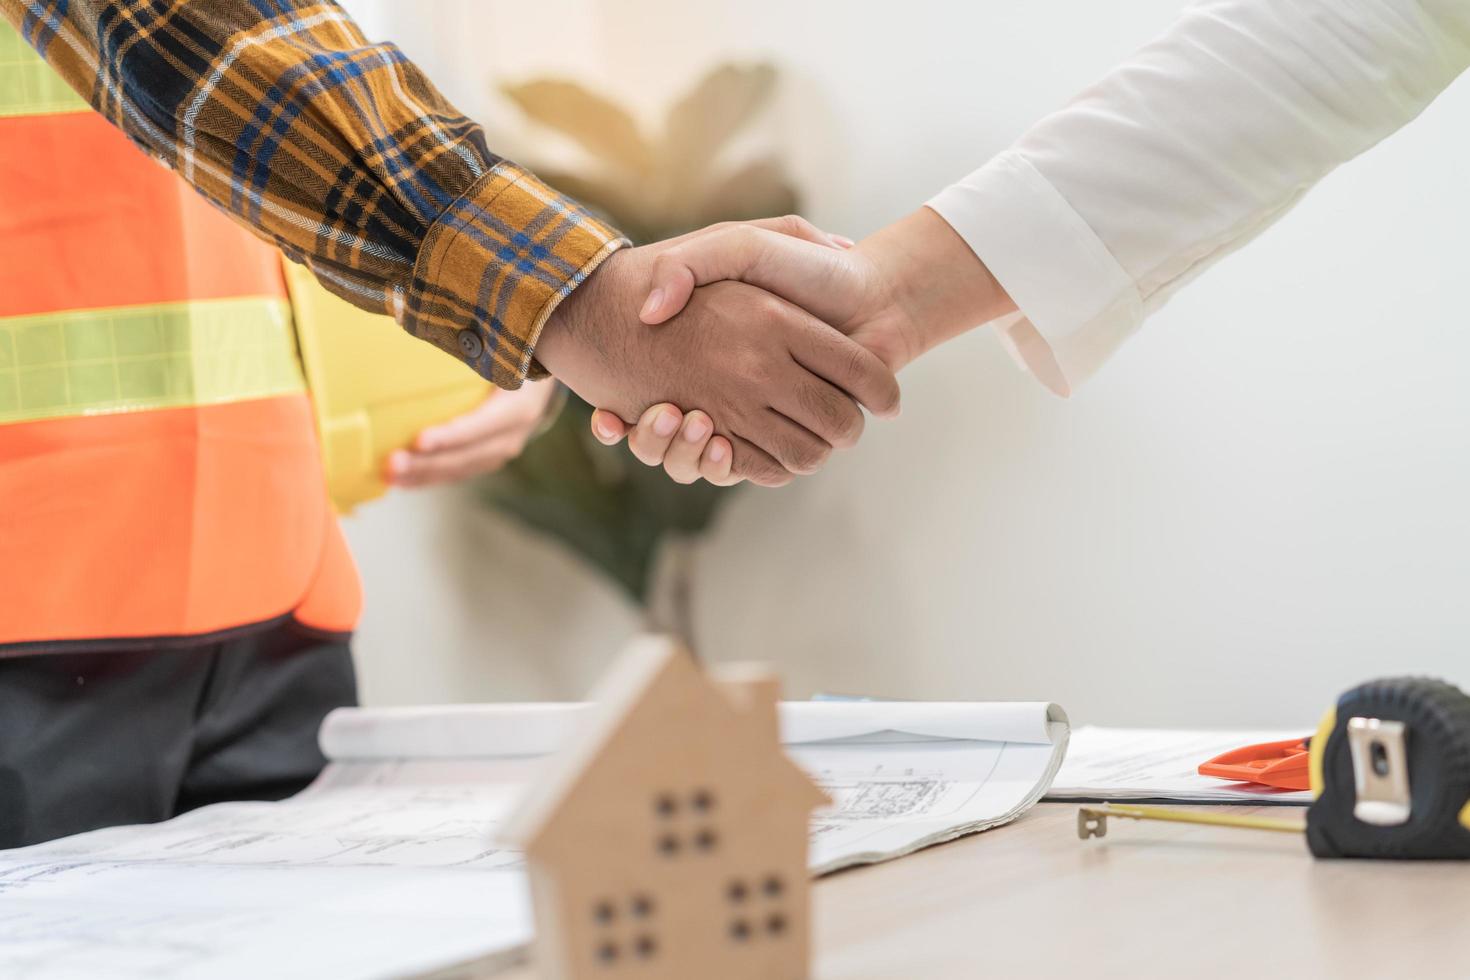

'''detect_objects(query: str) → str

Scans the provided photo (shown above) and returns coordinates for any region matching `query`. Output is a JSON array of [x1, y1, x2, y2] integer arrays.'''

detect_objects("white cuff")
[[927, 151, 1142, 397]]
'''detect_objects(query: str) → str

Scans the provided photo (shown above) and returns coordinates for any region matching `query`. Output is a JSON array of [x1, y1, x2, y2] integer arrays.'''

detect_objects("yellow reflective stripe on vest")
[[0, 22, 89, 118], [0, 297, 306, 424]]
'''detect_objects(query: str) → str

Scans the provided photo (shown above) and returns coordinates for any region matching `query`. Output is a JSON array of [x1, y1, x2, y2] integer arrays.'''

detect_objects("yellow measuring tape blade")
[[1078, 804, 1305, 841], [1100, 803, 1304, 834], [0, 297, 305, 424], [0, 22, 90, 118]]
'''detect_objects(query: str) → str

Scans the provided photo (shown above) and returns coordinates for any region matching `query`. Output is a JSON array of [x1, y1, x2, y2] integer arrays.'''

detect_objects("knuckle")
[[733, 349, 771, 387], [761, 470, 794, 488], [847, 346, 901, 413], [799, 384, 863, 449], [757, 303, 790, 334], [735, 452, 784, 486], [834, 405, 865, 448], [844, 343, 874, 383], [783, 438, 829, 476]]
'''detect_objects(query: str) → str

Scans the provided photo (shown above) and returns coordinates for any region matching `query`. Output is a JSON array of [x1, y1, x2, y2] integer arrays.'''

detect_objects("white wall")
[[340, 0, 1470, 726]]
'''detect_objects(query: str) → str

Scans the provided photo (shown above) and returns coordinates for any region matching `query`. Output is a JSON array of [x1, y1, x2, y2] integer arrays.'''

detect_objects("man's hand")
[[535, 230, 902, 488], [591, 209, 1017, 482], [387, 380, 560, 488]]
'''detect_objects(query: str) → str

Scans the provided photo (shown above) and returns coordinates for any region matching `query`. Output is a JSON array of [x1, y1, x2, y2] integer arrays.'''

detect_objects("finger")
[[662, 410, 715, 485], [701, 436, 739, 486], [628, 404, 683, 467], [786, 311, 902, 419], [773, 368, 866, 451], [641, 227, 850, 325], [739, 411, 832, 478], [389, 440, 518, 487], [726, 433, 792, 488], [664, 214, 848, 252], [590, 409, 630, 446], [412, 394, 503, 452], [741, 214, 848, 249]]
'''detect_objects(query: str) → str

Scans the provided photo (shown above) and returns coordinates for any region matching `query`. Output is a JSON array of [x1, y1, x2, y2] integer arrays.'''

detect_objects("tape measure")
[[1079, 676, 1470, 859], [1306, 676, 1470, 858]]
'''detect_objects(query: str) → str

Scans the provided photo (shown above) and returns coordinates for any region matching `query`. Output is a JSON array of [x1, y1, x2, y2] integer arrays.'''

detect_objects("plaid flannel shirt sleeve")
[[1, 0, 626, 388]]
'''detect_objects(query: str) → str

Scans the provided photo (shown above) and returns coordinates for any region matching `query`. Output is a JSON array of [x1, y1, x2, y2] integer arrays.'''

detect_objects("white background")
[[338, 0, 1470, 727]]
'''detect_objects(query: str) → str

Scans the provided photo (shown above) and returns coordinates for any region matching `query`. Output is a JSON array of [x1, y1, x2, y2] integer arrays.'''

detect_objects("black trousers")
[[0, 621, 357, 849]]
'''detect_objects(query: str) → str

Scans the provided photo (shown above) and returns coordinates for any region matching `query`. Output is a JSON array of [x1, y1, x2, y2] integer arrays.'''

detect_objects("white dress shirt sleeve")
[[929, 0, 1470, 396]]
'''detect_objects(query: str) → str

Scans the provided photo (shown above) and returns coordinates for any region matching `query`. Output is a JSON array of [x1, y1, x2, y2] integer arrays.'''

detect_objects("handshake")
[[536, 208, 1014, 487]]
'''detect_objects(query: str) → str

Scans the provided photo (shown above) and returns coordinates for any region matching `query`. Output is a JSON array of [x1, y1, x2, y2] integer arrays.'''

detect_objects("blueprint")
[[0, 701, 1068, 978], [1048, 726, 1313, 804], [0, 771, 534, 980], [792, 727, 1068, 873]]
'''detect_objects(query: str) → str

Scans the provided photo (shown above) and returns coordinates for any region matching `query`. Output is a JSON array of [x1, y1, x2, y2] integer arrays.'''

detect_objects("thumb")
[[639, 226, 852, 326]]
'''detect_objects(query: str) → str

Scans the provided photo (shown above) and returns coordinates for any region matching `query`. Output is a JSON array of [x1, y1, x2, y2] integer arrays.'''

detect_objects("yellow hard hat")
[[283, 262, 493, 513]]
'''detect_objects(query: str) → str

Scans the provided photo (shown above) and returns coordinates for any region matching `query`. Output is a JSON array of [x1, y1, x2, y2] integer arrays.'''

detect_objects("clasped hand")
[[536, 216, 929, 487]]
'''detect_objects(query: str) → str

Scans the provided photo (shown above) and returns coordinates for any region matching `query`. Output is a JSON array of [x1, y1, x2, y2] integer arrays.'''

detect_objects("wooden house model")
[[502, 635, 830, 980]]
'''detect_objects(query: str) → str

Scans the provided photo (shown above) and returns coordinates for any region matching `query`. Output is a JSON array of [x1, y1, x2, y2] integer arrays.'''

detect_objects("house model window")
[[502, 635, 830, 980]]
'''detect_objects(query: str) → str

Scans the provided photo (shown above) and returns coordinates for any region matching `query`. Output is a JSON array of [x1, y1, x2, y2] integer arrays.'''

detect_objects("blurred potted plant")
[[480, 64, 798, 641]]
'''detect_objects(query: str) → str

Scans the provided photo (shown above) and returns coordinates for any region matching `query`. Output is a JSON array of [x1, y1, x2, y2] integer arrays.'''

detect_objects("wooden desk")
[[494, 803, 1470, 979]]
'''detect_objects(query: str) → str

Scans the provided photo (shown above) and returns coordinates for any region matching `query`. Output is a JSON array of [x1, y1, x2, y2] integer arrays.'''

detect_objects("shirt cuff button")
[[457, 330, 484, 359]]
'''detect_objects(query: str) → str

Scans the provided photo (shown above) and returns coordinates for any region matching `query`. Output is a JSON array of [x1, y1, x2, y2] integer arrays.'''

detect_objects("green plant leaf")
[[502, 79, 655, 176], [664, 64, 777, 190], [478, 397, 734, 604], [485, 63, 803, 601]]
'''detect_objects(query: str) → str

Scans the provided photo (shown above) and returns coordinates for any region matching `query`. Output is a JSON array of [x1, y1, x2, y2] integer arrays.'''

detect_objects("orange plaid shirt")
[[1, 0, 626, 389]]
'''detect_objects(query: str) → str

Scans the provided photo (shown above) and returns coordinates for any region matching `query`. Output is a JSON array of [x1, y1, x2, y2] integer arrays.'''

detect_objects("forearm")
[[0, 0, 623, 388], [929, 0, 1470, 394]]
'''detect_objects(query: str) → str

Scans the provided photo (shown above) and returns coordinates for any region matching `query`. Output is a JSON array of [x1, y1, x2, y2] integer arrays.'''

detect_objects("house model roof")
[[501, 634, 829, 852]]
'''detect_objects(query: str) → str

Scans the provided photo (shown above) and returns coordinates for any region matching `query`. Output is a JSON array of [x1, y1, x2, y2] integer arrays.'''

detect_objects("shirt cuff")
[[402, 163, 627, 390], [927, 151, 1142, 397]]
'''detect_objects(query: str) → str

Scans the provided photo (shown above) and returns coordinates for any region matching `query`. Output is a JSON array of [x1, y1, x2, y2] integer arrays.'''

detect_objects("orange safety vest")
[[0, 25, 361, 652]]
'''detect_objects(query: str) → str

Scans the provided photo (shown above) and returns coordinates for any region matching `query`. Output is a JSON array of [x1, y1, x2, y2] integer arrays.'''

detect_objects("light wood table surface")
[[493, 803, 1470, 979]]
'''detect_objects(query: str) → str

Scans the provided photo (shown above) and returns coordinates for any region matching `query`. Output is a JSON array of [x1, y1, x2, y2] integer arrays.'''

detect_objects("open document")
[[1047, 726, 1312, 804], [0, 700, 1067, 979]]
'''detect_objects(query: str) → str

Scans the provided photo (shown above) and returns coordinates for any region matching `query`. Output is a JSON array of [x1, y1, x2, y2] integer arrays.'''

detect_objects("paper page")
[[315, 700, 1070, 876], [1047, 726, 1313, 804], [318, 701, 1064, 761], [318, 703, 587, 761], [795, 724, 1069, 874], [1, 702, 1068, 979], [782, 701, 1062, 746], [317, 702, 1070, 876], [0, 768, 534, 980]]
